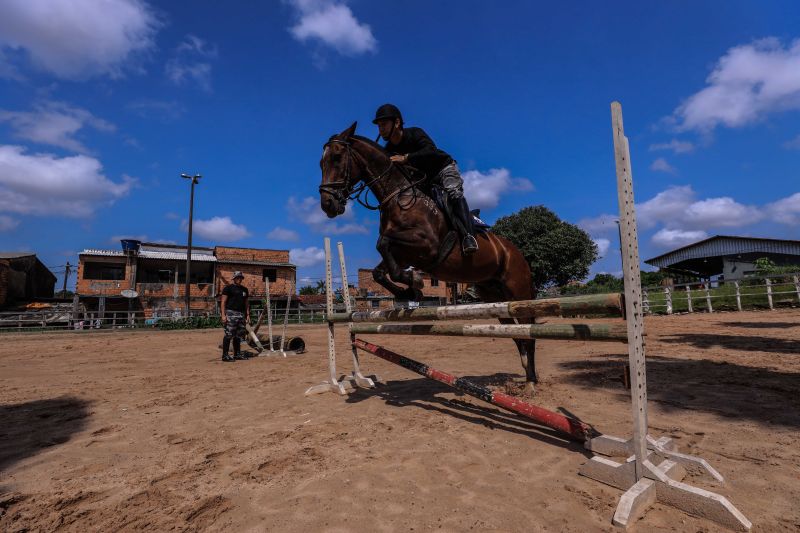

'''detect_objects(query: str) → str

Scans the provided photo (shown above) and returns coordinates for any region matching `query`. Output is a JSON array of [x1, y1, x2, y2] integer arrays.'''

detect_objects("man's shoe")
[[222, 355, 234, 362], [462, 234, 478, 255], [234, 353, 247, 360]]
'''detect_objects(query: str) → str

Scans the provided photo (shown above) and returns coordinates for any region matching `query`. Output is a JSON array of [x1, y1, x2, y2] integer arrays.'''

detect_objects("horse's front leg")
[[375, 236, 423, 301]]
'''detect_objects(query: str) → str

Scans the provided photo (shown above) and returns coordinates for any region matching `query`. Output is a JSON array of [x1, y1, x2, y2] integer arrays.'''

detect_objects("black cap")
[[372, 103, 403, 124]]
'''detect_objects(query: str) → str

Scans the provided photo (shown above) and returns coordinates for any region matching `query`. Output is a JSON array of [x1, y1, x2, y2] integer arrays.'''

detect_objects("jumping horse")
[[318, 122, 539, 391]]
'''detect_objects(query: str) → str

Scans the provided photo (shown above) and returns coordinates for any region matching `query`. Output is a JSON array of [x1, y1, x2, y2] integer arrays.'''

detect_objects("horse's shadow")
[[0, 396, 91, 473], [344, 374, 590, 454]]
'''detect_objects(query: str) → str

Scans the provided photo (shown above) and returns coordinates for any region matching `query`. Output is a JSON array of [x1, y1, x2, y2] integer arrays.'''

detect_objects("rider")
[[372, 103, 479, 255]]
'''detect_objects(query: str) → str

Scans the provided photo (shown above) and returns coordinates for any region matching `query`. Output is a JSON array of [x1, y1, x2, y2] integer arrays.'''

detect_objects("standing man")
[[220, 271, 250, 362], [373, 103, 479, 254]]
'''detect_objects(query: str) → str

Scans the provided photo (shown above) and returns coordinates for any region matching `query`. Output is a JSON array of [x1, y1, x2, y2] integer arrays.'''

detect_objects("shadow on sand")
[[717, 321, 800, 329], [0, 397, 91, 473], [658, 333, 800, 355], [345, 373, 589, 454], [558, 353, 800, 429]]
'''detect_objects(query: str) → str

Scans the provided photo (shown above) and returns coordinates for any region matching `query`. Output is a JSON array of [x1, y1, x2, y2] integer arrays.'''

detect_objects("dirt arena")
[[1, 309, 798, 532]]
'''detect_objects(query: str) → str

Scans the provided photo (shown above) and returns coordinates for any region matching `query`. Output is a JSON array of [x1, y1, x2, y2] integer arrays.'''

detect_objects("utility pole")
[[181, 173, 202, 316], [62, 262, 71, 298]]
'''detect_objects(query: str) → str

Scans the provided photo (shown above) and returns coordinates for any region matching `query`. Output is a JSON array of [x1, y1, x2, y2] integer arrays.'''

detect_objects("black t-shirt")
[[222, 284, 249, 312], [385, 127, 453, 179]]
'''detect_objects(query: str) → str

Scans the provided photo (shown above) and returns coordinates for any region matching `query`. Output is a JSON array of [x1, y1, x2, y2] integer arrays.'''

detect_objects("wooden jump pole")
[[350, 322, 629, 342], [330, 292, 624, 323], [353, 338, 597, 442]]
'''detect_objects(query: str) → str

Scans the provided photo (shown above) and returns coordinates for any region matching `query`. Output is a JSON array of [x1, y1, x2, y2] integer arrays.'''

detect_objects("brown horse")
[[319, 122, 539, 390]]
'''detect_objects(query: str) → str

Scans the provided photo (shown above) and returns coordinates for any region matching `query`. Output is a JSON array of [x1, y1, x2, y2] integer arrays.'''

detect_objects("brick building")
[[355, 268, 455, 310], [77, 241, 295, 317]]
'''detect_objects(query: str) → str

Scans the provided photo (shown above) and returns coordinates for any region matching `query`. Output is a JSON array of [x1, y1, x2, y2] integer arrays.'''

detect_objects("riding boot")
[[452, 196, 478, 255]]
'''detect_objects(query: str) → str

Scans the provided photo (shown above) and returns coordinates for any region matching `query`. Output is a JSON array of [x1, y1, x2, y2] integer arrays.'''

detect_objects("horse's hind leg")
[[477, 281, 538, 395]]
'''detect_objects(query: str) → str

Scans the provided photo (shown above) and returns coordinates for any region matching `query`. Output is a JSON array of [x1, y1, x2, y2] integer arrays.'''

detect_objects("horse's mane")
[[351, 134, 388, 155]]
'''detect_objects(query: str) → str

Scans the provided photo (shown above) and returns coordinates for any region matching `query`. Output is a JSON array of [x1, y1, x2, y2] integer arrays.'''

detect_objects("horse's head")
[[319, 122, 360, 218]]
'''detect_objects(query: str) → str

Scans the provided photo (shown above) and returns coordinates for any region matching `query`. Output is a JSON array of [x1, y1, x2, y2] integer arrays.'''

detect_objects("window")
[[430, 278, 439, 287], [83, 262, 125, 281], [263, 268, 277, 282], [371, 300, 380, 308]]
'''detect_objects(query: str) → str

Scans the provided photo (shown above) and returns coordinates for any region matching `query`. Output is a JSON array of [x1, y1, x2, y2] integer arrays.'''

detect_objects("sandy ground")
[[0, 309, 799, 532]]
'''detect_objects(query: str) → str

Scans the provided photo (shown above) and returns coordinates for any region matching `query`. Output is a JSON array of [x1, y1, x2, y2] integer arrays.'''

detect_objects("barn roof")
[[644, 235, 800, 274]]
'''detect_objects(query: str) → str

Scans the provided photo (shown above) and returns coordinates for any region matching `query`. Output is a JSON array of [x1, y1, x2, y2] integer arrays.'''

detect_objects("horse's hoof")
[[522, 382, 536, 397]]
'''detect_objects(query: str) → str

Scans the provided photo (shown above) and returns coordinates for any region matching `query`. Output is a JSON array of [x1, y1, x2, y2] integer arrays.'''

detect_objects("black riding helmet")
[[372, 103, 403, 125]]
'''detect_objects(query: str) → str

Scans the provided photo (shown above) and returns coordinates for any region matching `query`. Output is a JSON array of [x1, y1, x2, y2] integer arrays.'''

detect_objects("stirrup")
[[462, 235, 478, 255]]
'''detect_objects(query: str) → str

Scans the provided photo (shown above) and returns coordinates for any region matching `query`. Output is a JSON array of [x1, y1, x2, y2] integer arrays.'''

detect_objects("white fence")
[[642, 272, 800, 315]]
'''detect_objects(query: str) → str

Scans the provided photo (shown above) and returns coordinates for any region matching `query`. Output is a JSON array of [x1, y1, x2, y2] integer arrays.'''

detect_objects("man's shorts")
[[224, 309, 246, 338], [436, 162, 464, 199]]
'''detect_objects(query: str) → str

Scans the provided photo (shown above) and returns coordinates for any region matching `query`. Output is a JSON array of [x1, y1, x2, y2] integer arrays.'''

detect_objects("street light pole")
[[181, 173, 202, 317]]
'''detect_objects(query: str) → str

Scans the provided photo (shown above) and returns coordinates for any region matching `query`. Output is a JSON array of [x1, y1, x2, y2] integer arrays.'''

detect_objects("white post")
[[280, 280, 293, 356], [734, 281, 742, 311], [685, 285, 693, 313], [664, 287, 672, 315], [610, 102, 648, 479], [765, 277, 774, 310], [304, 238, 350, 395], [704, 282, 713, 313], [794, 275, 800, 304], [265, 277, 274, 351], [338, 240, 379, 388]]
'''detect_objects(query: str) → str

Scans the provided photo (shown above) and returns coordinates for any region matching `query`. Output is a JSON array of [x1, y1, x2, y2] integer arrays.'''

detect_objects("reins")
[[319, 137, 427, 211]]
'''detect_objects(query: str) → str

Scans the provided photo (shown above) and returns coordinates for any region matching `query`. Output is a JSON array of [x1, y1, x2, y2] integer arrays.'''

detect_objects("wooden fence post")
[[765, 277, 774, 310], [642, 288, 650, 314], [685, 285, 693, 313], [704, 283, 713, 313], [734, 281, 742, 312], [664, 286, 672, 314]]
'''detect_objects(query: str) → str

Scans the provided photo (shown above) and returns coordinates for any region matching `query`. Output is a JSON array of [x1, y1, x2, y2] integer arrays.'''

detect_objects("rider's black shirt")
[[385, 127, 453, 179], [222, 284, 249, 312]]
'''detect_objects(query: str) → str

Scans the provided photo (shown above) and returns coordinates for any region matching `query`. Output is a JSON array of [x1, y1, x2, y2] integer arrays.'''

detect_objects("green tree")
[[492, 205, 597, 289], [298, 285, 320, 295]]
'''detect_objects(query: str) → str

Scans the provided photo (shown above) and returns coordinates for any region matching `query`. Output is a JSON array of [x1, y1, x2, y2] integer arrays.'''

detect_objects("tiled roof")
[[80, 249, 217, 261], [80, 249, 125, 257], [0, 252, 35, 259], [138, 250, 217, 262]]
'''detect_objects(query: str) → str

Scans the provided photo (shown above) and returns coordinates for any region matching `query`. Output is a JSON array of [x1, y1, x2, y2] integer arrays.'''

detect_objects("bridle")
[[319, 137, 425, 211]]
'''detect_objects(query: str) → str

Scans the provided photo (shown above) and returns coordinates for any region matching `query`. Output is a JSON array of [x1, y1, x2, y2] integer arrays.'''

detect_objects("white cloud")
[[290, 246, 325, 267], [287, 195, 368, 234], [109, 234, 147, 244], [637, 185, 762, 231], [0, 101, 115, 153], [165, 35, 218, 92], [649, 139, 695, 154], [0, 0, 160, 79], [649, 157, 676, 173], [268, 226, 300, 241], [578, 213, 618, 235], [673, 38, 800, 132], [190, 216, 250, 242], [651, 229, 709, 248], [684, 197, 763, 227], [593, 238, 611, 258], [288, 0, 377, 56], [461, 168, 534, 210], [782, 134, 800, 150], [0, 145, 134, 217], [637, 186, 696, 229], [766, 192, 800, 225], [164, 211, 180, 220], [0, 214, 19, 231]]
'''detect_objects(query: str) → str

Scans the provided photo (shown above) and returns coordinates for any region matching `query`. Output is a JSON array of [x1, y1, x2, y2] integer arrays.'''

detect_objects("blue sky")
[[1, 0, 799, 290]]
